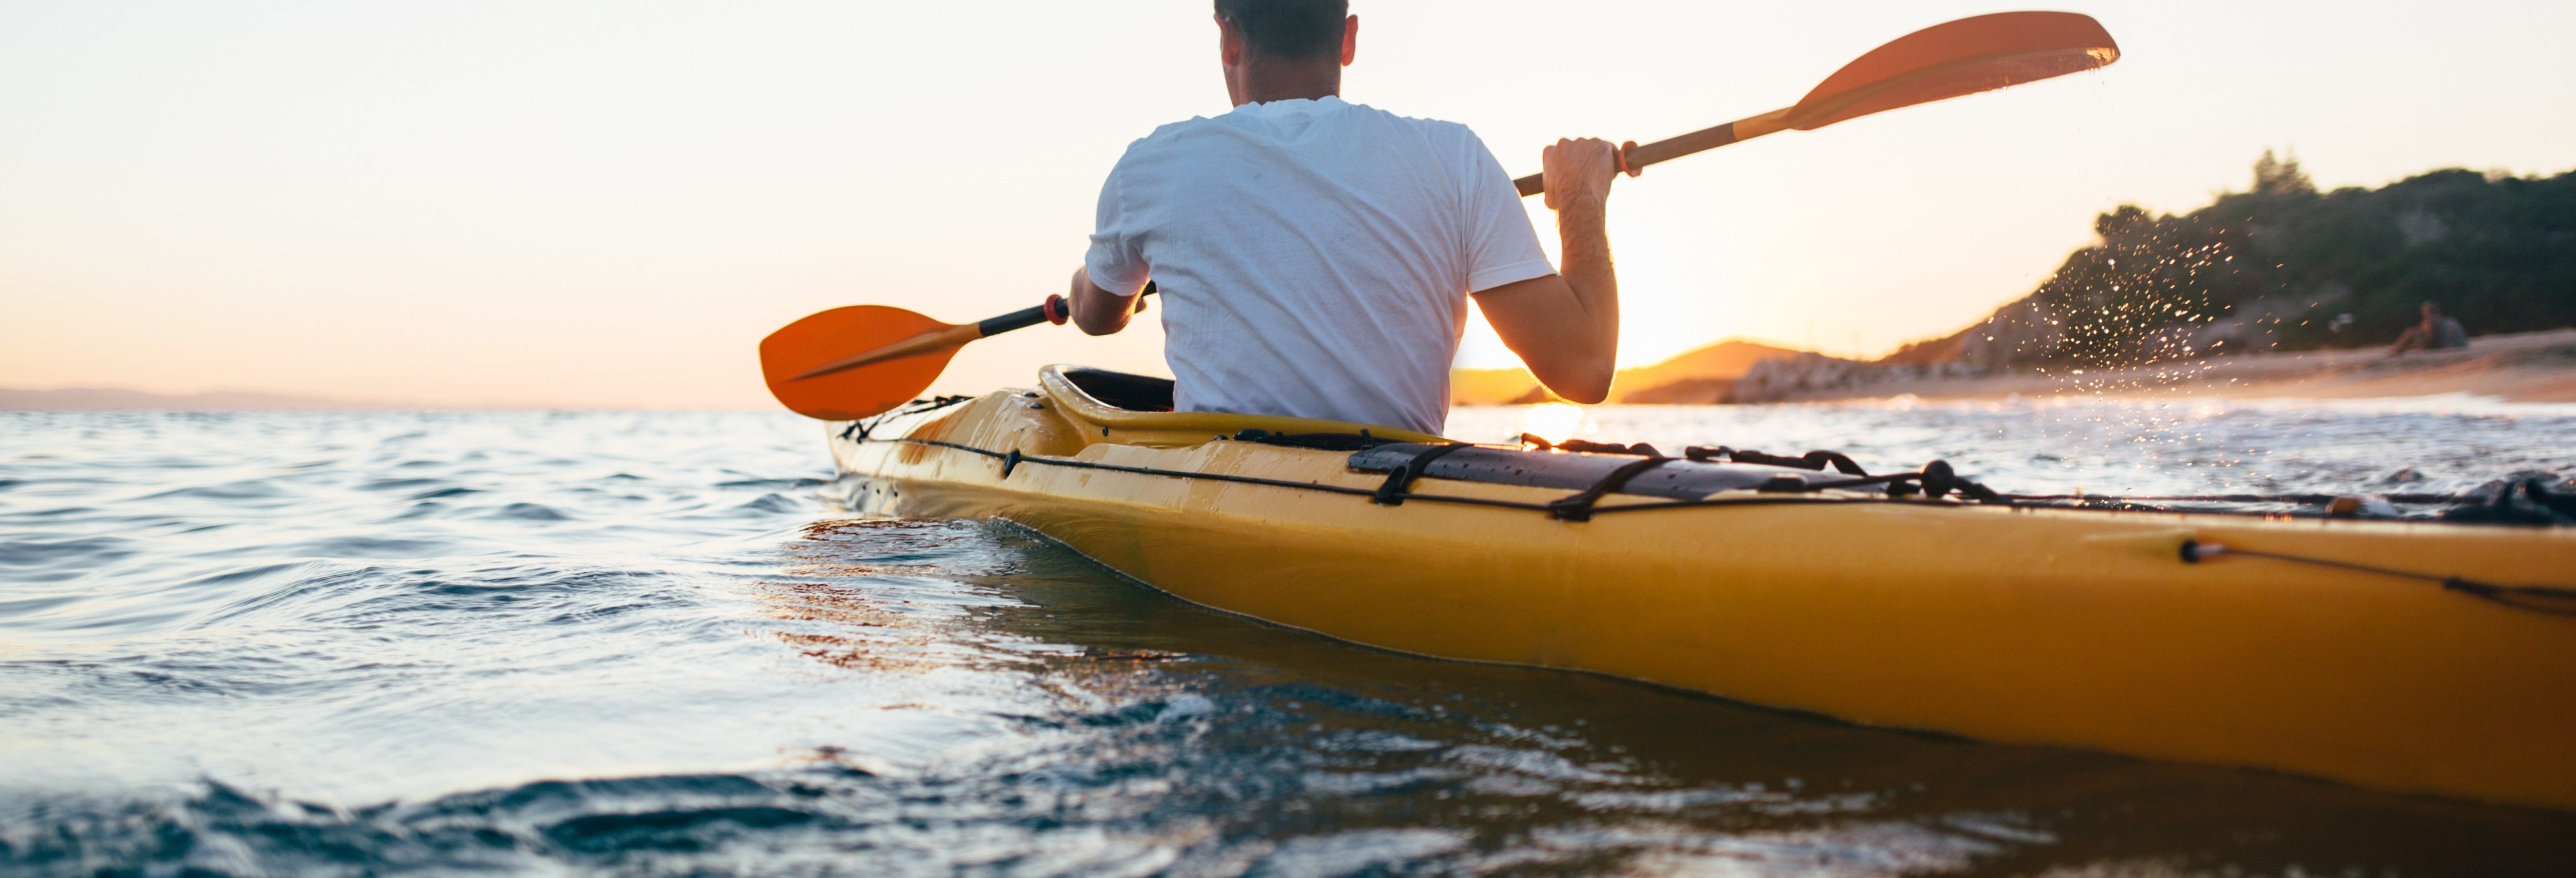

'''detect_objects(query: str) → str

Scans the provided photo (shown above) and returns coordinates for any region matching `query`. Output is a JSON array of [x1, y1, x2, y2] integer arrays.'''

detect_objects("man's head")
[[1215, 0, 1357, 106], [2422, 301, 2444, 320]]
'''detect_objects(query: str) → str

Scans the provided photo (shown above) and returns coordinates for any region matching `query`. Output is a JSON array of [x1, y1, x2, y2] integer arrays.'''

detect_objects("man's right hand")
[[1471, 137, 1624, 403], [1540, 137, 1619, 212]]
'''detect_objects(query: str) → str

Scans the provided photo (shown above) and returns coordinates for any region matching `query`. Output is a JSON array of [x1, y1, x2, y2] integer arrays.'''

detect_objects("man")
[[2387, 301, 2470, 355], [1066, 0, 1621, 434]]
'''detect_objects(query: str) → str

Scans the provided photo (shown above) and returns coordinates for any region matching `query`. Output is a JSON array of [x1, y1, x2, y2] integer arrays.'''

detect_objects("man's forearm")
[[1555, 194, 1618, 363], [1069, 268, 1143, 336]]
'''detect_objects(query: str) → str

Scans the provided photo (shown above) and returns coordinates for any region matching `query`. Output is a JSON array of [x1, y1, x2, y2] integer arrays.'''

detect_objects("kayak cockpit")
[[1037, 364, 1450, 448], [1054, 366, 1174, 413]]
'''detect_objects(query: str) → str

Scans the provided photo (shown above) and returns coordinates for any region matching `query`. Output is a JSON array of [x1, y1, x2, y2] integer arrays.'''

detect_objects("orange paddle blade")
[[759, 306, 960, 420], [1790, 11, 2119, 130]]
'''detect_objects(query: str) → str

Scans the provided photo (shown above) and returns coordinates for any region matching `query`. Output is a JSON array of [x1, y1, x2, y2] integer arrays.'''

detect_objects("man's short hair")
[[1215, 0, 1349, 60]]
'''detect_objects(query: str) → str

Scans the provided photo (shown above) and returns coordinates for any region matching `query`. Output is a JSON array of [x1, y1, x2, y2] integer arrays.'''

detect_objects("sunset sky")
[[4, 0, 2572, 408]]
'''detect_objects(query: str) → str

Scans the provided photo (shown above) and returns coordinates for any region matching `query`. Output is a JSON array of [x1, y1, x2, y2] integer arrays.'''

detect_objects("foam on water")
[[2, 407, 2570, 875]]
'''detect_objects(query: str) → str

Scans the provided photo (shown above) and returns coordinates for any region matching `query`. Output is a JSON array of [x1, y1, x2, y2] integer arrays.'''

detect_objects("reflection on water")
[[1516, 403, 1588, 445], [2, 407, 2571, 875]]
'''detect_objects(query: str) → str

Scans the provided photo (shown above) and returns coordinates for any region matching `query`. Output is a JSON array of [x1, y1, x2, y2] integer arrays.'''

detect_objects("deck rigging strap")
[[843, 395, 975, 443], [844, 405, 2005, 516], [855, 400, 2511, 514], [849, 435, 1891, 517], [1547, 454, 1676, 521], [1370, 443, 1471, 506], [837, 428, 2574, 618], [1685, 445, 1869, 476]]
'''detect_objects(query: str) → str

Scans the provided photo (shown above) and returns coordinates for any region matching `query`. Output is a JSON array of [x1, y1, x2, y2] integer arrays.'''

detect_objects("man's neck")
[[1229, 59, 1340, 106]]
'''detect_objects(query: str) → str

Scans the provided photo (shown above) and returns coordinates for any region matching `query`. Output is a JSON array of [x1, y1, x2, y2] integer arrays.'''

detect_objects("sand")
[[1753, 330, 2576, 404]]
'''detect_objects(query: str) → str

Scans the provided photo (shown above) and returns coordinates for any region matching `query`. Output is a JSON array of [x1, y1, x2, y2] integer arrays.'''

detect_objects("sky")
[[3, 0, 2571, 409]]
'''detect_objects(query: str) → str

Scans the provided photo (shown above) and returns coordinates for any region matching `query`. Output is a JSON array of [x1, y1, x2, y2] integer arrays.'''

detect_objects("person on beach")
[[1063, 0, 1621, 435], [2387, 301, 2470, 355]]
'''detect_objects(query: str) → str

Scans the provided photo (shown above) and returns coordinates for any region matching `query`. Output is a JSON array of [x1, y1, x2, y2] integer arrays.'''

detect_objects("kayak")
[[827, 365, 2576, 811]]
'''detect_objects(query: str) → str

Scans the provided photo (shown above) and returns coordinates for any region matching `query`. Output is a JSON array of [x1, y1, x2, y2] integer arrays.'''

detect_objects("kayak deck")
[[827, 365, 2576, 811]]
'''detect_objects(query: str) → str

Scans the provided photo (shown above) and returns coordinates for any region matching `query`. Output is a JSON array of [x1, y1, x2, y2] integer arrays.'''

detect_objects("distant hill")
[[1613, 340, 1807, 403], [1884, 153, 2576, 371], [1450, 368, 1551, 406], [0, 387, 371, 410], [1451, 339, 1802, 405]]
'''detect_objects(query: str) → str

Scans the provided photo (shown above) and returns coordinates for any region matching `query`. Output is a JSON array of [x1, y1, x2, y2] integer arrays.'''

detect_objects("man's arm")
[[1473, 138, 1620, 403], [1068, 267, 1149, 336]]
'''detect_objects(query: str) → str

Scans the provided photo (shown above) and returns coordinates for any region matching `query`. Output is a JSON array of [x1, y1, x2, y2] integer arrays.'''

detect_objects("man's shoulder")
[[1118, 115, 1220, 154], [1339, 101, 1480, 143], [1122, 101, 1482, 150], [1103, 102, 1496, 195]]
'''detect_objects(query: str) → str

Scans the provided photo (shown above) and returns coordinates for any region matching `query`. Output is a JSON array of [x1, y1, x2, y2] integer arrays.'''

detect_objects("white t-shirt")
[[1086, 96, 1555, 435]]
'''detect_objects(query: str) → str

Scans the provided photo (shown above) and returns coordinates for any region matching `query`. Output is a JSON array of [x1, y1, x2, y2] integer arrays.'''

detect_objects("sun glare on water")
[[1518, 403, 1588, 444]]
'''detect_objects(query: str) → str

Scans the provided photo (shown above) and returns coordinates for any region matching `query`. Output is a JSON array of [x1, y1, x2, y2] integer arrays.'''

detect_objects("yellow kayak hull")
[[828, 367, 2576, 811]]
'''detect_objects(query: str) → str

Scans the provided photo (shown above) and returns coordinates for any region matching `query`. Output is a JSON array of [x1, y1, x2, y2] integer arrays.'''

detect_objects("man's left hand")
[[1068, 267, 1147, 336]]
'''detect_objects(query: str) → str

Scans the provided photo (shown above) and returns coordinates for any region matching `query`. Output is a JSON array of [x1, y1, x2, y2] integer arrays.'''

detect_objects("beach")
[[1724, 329, 2576, 405]]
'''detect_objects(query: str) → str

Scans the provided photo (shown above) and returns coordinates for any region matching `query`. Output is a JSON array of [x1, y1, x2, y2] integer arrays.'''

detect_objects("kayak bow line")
[[1510, 11, 2119, 196]]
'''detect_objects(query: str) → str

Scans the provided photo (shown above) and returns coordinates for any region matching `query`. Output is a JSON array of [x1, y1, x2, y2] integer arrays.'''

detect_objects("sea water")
[[2, 401, 2571, 876]]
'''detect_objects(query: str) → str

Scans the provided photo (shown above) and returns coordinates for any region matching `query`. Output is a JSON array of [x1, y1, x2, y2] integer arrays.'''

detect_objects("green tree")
[[1990, 155, 2574, 367]]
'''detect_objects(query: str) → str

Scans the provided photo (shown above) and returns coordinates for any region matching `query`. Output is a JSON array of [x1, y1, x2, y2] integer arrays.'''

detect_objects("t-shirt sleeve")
[[1457, 130, 1558, 294], [1084, 158, 1150, 293]]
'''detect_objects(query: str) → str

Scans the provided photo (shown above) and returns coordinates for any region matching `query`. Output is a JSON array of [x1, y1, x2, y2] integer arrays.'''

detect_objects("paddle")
[[761, 10, 2120, 420], [1510, 10, 2119, 196], [761, 284, 1155, 420]]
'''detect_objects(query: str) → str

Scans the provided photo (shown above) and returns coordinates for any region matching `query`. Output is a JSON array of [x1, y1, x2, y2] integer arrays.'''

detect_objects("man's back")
[[1085, 97, 1552, 434], [1065, 1, 1623, 431]]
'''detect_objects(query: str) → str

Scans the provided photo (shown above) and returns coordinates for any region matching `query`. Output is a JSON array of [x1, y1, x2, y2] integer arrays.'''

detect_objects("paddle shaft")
[[1513, 108, 1793, 198], [792, 282, 1158, 381], [981, 279, 1157, 336]]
